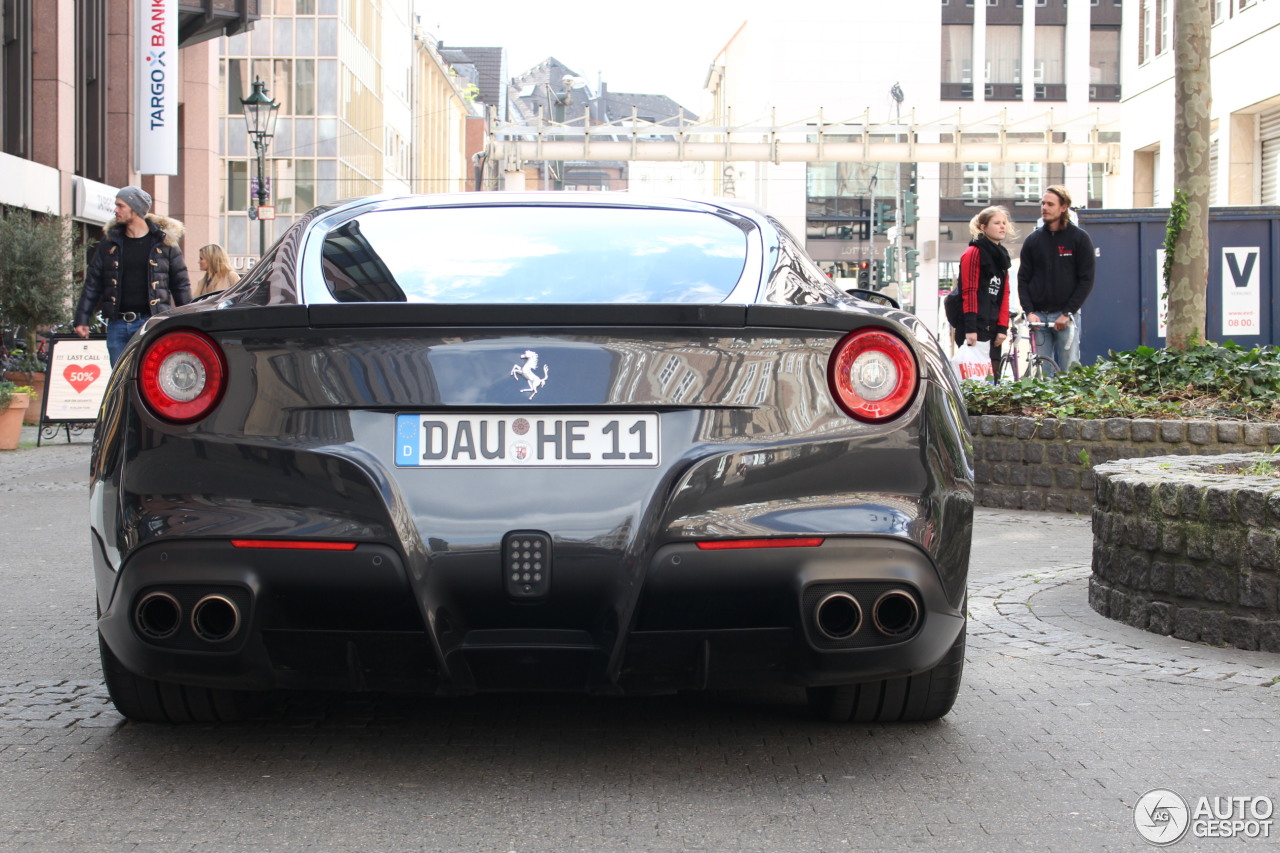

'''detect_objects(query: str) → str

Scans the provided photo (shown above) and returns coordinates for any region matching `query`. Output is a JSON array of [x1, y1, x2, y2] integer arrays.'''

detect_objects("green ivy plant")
[[1161, 188, 1190, 297], [963, 342, 1280, 422]]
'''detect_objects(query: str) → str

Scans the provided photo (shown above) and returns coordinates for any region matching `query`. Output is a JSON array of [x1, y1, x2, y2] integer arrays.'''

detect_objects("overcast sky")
[[416, 2, 764, 115]]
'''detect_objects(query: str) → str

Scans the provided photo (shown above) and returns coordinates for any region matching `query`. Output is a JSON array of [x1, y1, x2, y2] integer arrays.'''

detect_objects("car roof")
[[315, 191, 771, 222]]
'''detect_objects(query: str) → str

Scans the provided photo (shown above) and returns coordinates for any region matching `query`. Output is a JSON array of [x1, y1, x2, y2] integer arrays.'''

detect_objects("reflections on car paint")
[[666, 494, 920, 539], [231, 332, 850, 441], [131, 495, 387, 543], [120, 438, 390, 544]]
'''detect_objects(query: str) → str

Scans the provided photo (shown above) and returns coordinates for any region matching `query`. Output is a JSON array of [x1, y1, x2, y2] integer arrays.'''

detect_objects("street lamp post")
[[240, 77, 280, 258]]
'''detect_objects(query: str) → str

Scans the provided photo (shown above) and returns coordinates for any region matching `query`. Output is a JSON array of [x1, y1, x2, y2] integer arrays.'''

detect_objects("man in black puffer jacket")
[[73, 186, 192, 365], [1016, 185, 1095, 375]]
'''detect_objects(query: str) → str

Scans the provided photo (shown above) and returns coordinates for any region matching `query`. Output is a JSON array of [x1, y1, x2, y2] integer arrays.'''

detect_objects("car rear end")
[[90, 195, 972, 720]]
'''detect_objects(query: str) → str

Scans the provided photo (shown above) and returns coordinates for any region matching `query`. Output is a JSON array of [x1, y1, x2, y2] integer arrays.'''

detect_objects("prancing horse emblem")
[[510, 350, 549, 398]]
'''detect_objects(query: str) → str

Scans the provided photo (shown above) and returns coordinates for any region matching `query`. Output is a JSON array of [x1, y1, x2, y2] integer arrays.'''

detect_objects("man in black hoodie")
[[1016, 185, 1095, 374]]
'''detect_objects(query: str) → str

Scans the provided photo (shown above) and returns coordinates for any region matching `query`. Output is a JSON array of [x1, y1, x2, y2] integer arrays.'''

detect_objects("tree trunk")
[[1167, 0, 1212, 350]]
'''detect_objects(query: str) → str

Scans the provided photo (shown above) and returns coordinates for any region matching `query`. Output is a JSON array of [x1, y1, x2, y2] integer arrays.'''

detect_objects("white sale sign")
[[135, 0, 178, 175], [1221, 247, 1261, 336], [44, 338, 112, 422]]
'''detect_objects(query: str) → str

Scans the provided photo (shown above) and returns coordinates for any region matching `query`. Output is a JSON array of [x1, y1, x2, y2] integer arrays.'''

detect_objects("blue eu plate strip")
[[395, 414, 420, 466]]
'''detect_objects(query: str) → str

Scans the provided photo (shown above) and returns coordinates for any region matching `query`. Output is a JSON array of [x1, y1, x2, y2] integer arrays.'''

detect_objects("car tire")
[[99, 633, 251, 723], [805, 624, 966, 723]]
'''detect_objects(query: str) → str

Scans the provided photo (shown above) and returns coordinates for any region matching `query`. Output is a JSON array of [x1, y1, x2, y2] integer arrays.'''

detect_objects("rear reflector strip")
[[696, 537, 825, 550], [230, 540, 359, 551]]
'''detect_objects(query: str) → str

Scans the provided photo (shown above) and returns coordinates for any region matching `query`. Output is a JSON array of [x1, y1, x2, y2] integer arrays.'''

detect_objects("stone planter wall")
[[970, 415, 1280, 514], [1089, 453, 1280, 652]]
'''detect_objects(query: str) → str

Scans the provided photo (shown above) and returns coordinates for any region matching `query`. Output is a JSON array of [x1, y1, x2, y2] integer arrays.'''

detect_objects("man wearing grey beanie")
[[73, 185, 192, 365]]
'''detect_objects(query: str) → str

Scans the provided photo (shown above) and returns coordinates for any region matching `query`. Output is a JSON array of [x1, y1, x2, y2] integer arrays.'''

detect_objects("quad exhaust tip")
[[814, 591, 863, 641], [872, 589, 921, 637], [191, 594, 242, 643], [812, 588, 922, 643], [134, 591, 182, 640]]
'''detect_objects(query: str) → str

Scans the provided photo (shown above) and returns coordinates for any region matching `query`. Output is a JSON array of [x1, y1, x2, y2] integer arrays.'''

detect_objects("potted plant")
[[0, 380, 32, 451], [0, 209, 83, 423]]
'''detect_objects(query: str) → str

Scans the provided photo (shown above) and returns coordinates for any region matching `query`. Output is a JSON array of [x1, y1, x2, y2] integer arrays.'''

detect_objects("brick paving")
[[0, 432, 1276, 852], [971, 564, 1280, 688]]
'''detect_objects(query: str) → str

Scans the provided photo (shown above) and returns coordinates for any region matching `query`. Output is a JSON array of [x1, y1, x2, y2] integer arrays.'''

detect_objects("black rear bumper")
[[95, 535, 965, 695]]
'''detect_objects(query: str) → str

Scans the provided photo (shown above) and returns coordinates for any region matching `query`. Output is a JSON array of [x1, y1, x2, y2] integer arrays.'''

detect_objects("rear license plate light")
[[505, 531, 551, 599]]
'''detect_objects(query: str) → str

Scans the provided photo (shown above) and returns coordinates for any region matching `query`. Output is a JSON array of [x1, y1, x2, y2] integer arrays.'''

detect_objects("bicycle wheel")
[[997, 354, 1020, 383], [1025, 355, 1059, 380]]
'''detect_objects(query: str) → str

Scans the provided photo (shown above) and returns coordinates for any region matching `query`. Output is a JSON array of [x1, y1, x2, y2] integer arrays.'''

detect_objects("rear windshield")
[[318, 205, 750, 304]]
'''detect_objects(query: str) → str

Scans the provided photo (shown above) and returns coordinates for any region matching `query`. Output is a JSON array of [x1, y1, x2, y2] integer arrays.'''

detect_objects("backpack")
[[943, 289, 962, 330]]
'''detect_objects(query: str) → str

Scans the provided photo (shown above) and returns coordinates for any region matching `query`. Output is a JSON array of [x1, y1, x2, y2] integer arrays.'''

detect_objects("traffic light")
[[857, 260, 871, 287], [902, 191, 919, 227], [905, 249, 920, 281], [873, 201, 894, 235], [882, 249, 897, 282]]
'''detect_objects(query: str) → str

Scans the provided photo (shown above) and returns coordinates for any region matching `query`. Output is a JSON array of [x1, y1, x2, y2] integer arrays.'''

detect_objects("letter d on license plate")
[[395, 413, 660, 467]]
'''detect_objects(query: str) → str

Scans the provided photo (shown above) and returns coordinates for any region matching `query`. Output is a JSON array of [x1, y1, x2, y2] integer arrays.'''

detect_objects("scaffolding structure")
[[483, 106, 1120, 183]]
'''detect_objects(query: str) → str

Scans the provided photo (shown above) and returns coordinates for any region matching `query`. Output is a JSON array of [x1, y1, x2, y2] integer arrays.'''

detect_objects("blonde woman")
[[958, 206, 1017, 373], [194, 243, 240, 298]]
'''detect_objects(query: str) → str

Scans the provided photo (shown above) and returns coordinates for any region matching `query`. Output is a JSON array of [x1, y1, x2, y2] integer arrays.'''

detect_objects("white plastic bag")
[[951, 340, 993, 383]]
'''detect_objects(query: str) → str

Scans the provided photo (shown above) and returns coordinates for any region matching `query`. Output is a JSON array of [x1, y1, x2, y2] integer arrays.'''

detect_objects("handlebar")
[[1010, 312, 1073, 330]]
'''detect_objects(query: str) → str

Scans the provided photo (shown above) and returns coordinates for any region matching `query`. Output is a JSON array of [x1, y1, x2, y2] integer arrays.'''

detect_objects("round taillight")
[[828, 328, 919, 423], [138, 330, 226, 423]]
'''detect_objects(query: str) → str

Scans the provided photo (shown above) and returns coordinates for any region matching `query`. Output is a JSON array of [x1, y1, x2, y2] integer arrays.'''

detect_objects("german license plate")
[[395, 413, 660, 467]]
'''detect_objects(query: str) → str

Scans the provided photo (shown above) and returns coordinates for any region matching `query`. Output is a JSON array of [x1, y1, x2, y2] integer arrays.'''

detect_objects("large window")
[[274, 159, 316, 214], [75, 0, 107, 181], [226, 161, 249, 214], [1090, 27, 1120, 100], [1161, 0, 1171, 54], [941, 150, 1064, 208], [986, 25, 1021, 99], [295, 59, 316, 115], [1014, 162, 1043, 202], [1139, 0, 1171, 64], [1140, 0, 1153, 63], [1034, 25, 1066, 100], [806, 142, 903, 242], [963, 163, 992, 203], [1, 0, 32, 157], [942, 25, 973, 99], [1034, 27, 1064, 85]]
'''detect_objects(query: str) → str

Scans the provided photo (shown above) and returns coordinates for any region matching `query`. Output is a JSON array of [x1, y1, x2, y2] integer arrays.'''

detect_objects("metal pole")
[[256, 139, 267, 257], [552, 94, 566, 191], [868, 175, 877, 286], [896, 165, 907, 311]]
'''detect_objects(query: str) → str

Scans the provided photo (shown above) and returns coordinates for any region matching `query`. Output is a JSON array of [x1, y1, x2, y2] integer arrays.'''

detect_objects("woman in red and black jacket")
[[956, 205, 1015, 374]]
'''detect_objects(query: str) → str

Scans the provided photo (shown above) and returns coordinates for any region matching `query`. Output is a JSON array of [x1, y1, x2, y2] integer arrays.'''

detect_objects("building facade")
[[217, 0, 395, 263], [212, 2, 481, 267], [1118, 0, 1280, 208], [705, 0, 1122, 329], [0, 0, 253, 256]]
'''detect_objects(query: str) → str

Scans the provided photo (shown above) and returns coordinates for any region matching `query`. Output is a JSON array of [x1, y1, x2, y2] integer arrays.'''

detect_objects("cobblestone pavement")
[[1, 433, 1277, 852], [971, 563, 1280, 688]]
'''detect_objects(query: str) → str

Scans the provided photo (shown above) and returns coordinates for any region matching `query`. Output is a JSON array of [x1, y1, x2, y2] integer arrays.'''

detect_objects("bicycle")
[[996, 312, 1060, 382]]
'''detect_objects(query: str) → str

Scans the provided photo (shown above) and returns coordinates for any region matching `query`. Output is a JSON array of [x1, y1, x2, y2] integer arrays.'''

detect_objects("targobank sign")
[[136, 0, 177, 175]]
